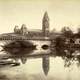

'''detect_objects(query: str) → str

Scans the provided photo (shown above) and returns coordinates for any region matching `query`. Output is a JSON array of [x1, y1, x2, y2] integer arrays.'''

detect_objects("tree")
[[77, 28, 80, 35], [61, 26, 73, 38]]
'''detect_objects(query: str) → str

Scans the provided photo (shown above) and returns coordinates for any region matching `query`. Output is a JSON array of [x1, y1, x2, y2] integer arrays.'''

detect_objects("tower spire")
[[42, 11, 49, 37]]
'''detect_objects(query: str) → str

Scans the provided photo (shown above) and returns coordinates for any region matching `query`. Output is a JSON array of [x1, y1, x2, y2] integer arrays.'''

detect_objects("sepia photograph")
[[0, 0, 80, 80]]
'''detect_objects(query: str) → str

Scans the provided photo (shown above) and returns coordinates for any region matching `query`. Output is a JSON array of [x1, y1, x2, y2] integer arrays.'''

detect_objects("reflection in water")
[[0, 40, 36, 65], [1, 40, 50, 75], [2, 40, 36, 56], [51, 37, 80, 67], [42, 56, 49, 75], [1, 39, 80, 79]]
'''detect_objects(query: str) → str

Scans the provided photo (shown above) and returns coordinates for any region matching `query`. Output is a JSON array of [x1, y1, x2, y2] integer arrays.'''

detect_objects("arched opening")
[[41, 44, 49, 50]]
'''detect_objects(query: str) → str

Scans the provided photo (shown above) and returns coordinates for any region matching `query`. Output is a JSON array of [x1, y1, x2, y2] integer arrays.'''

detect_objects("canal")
[[0, 40, 80, 80]]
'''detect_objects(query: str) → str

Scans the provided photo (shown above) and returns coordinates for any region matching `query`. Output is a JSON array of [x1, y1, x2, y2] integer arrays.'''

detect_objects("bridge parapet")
[[0, 35, 52, 41]]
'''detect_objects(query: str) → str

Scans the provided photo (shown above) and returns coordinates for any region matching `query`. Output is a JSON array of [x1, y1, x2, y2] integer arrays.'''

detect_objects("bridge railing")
[[0, 36, 52, 41]]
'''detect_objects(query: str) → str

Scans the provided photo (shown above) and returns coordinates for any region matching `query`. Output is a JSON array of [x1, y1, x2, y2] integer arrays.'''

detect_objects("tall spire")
[[43, 11, 49, 21], [42, 11, 49, 37]]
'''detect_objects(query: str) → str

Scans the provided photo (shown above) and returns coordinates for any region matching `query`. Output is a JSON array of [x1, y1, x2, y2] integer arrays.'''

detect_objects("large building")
[[14, 12, 50, 37]]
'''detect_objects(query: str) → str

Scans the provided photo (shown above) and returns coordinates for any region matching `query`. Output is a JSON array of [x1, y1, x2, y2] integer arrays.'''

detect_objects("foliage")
[[61, 27, 73, 38]]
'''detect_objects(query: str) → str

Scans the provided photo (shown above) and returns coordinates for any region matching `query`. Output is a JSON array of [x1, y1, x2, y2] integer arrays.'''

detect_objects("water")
[[0, 40, 80, 80]]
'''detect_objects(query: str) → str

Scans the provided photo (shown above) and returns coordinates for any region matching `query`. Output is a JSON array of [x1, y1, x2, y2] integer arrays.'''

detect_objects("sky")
[[0, 0, 80, 33]]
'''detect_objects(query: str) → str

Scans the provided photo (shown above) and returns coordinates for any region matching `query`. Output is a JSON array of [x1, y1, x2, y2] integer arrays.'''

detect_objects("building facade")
[[14, 12, 50, 37]]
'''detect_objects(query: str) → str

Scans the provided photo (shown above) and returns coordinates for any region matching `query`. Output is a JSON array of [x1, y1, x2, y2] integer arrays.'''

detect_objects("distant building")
[[28, 29, 42, 37], [14, 24, 28, 35], [14, 12, 51, 37]]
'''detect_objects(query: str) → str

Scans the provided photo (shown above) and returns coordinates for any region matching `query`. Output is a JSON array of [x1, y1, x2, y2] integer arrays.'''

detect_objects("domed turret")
[[21, 24, 28, 35], [14, 25, 19, 33]]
